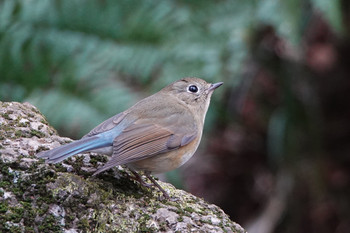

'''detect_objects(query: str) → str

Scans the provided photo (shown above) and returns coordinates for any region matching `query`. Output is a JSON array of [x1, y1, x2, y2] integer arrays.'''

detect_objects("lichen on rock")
[[0, 101, 246, 233]]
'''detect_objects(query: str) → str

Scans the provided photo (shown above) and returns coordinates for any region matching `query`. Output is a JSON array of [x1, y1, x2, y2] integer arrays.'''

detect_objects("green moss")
[[54, 163, 67, 172], [0, 166, 61, 230], [30, 129, 45, 138], [78, 217, 90, 230], [8, 207, 25, 223], [18, 121, 29, 127], [65, 214, 75, 226], [24, 226, 35, 233], [71, 156, 84, 171], [1, 102, 9, 108], [0, 181, 11, 188], [159, 221, 168, 231], [15, 130, 23, 137], [0, 202, 9, 213], [2, 112, 11, 120], [200, 218, 211, 224], [183, 206, 195, 213], [142, 213, 151, 221], [135, 212, 157, 232], [89, 155, 108, 166], [12, 186, 24, 196], [31, 107, 39, 114], [1, 165, 11, 176], [20, 201, 36, 224], [7, 225, 22, 233], [38, 214, 61, 232], [36, 204, 49, 216]]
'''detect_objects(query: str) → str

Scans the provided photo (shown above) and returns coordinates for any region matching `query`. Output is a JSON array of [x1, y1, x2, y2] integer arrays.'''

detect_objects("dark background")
[[1, 1, 349, 232]]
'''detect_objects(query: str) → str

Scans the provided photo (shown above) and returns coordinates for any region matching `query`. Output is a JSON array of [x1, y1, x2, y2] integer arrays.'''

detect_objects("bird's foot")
[[127, 170, 173, 200], [128, 170, 154, 188], [145, 173, 171, 200]]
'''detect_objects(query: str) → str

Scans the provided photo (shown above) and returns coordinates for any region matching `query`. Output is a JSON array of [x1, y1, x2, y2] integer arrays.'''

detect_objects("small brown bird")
[[38, 77, 223, 198]]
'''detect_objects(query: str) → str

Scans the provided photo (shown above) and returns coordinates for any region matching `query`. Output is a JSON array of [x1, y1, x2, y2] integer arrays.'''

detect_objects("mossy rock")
[[0, 101, 246, 233]]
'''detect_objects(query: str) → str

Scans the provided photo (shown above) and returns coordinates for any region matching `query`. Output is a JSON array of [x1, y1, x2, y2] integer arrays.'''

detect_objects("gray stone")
[[0, 101, 246, 233]]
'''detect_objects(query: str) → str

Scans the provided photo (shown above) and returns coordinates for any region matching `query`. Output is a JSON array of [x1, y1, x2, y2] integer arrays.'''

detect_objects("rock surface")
[[0, 101, 246, 233]]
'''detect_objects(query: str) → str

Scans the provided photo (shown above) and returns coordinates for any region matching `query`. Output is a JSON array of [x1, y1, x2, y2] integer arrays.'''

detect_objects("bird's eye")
[[188, 85, 198, 93]]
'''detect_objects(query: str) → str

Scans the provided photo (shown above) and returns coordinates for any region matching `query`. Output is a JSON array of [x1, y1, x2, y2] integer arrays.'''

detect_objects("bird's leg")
[[127, 169, 170, 199], [128, 169, 154, 188], [144, 172, 170, 200]]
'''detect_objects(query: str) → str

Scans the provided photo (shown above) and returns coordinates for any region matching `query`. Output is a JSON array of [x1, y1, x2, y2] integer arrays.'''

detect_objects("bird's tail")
[[37, 136, 110, 163]]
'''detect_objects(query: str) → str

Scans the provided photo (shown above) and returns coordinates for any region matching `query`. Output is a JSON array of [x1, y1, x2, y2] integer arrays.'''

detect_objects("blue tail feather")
[[37, 136, 111, 164]]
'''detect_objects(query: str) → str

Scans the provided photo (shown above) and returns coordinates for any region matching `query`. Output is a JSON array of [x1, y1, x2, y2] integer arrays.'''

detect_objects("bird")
[[37, 77, 223, 199]]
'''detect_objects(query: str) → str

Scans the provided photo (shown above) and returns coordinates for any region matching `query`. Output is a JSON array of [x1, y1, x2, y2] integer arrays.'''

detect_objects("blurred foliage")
[[0, 0, 342, 137], [1, 0, 348, 232]]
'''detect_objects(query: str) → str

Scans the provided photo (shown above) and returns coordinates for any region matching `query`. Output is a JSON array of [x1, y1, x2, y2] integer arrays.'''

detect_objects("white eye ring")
[[187, 84, 199, 93]]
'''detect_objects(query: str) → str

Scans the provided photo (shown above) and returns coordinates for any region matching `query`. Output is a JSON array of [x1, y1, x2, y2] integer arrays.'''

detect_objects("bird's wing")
[[83, 112, 127, 137], [93, 119, 197, 175]]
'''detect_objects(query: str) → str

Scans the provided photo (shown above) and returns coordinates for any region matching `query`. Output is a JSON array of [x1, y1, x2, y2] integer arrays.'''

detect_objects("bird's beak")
[[208, 82, 223, 91]]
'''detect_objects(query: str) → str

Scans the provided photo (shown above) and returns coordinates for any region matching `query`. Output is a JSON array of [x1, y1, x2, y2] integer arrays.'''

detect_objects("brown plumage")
[[37, 77, 223, 199]]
